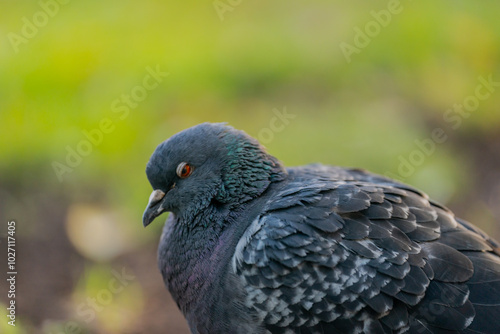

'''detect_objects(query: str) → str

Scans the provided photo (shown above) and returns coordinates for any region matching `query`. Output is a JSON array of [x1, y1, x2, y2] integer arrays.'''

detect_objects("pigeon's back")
[[231, 165, 500, 334]]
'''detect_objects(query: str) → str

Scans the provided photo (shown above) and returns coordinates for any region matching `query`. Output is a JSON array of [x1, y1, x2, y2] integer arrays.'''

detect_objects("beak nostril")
[[148, 189, 166, 207]]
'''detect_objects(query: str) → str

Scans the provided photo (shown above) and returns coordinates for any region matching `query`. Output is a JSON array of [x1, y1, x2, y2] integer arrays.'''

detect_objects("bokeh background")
[[1, 0, 500, 333]]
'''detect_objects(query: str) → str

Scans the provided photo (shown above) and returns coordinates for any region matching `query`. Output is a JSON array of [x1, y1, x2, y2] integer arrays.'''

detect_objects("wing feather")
[[231, 167, 500, 333]]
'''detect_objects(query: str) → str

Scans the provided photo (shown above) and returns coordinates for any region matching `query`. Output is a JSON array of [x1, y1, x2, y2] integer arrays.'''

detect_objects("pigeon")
[[143, 122, 500, 334]]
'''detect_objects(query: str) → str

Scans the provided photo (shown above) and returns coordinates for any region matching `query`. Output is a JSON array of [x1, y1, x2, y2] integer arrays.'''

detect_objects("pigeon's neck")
[[159, 180, 287, 331], [216, 134, 287, 205], [159, 207, 246, 314]]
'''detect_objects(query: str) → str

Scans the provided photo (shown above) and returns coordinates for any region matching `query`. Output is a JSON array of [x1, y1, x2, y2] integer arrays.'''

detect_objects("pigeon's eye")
[[176, 162, 193, 178]]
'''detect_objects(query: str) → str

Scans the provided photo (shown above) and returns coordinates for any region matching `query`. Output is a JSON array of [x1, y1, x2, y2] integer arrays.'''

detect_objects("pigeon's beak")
[[143, 189, 167, 227]]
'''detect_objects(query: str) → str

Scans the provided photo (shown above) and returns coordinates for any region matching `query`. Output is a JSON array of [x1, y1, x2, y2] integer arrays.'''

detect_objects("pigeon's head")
[[143, 123, 286, 226]]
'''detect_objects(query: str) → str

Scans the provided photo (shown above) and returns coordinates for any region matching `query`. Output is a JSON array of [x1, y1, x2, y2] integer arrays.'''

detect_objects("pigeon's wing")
[[232, 174, 500, 334]]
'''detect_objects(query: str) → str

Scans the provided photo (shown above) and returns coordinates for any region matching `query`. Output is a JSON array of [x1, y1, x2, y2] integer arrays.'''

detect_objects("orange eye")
[[176, 162, 193, 178]]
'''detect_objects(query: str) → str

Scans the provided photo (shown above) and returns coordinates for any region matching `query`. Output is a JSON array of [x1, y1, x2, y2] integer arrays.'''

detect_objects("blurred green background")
[[1, 0, 500, 333]]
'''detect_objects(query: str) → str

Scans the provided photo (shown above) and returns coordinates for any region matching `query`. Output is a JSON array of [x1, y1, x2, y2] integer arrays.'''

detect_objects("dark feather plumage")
[[143, 123, 500, 334]]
